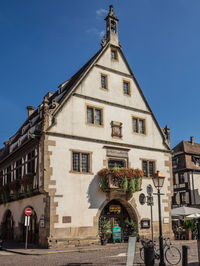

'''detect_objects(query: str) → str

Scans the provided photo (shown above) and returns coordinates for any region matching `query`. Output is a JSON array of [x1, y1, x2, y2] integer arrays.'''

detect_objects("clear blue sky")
[[0, 0, 200, 148]]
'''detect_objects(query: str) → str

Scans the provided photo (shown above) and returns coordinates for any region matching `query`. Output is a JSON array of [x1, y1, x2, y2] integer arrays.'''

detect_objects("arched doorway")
[[2, 210, 14, 240], [21, 207, 39, 245], [99, 199, 138, 242]]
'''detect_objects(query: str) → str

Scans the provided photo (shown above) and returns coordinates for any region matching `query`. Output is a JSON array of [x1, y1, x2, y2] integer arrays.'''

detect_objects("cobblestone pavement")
[[0, 240, 199, 266]]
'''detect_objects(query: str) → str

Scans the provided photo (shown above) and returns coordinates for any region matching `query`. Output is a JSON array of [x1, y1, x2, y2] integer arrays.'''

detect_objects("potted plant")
[[0, 184, 10, 204], [183, 220, 195, 240], [9, 179, 21, 199], [98, 217, 111, 245], [124, 219, 138, 242]]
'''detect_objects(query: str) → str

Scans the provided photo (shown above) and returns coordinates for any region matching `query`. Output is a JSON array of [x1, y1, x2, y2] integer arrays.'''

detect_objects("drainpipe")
[[191, 170, 196, 205]]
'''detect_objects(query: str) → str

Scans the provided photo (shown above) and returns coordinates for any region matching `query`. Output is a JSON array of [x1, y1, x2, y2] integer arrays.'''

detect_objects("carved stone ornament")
[[111, 121, 122, 138]]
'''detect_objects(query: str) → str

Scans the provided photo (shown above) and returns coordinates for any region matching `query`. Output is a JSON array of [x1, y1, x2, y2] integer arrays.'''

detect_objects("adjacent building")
[[0, 5, 173, 247], [172, 136, 200, 208]]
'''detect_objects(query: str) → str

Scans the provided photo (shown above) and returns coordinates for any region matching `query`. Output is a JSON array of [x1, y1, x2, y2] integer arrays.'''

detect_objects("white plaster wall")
[[48, 135, 171, 228], [76, 65, 148, 112], [51, 96, 165, 150], [0, 194, 45, 225]]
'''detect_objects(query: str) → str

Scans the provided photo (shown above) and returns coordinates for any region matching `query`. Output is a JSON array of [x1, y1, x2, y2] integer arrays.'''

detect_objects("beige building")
[[0, 5, 173, 247]]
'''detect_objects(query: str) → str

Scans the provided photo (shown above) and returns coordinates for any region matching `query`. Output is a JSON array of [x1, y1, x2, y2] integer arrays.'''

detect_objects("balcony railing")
[[0, 173, 39, 204]]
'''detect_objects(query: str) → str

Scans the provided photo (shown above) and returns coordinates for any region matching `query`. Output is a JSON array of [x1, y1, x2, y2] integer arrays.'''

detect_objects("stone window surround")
[[111, 47, 118, 61], [123, 79, 131, 96], [132, 115, 147, 135], [69, 149, 93, 175], [85, 103, 104, 127], [100, 73, 108, 90], [140, 158, 156, 178]]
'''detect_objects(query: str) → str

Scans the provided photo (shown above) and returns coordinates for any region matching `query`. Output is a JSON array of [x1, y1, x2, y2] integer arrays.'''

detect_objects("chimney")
[[190, 136, 194, 145], [26, 106, 35, 117]]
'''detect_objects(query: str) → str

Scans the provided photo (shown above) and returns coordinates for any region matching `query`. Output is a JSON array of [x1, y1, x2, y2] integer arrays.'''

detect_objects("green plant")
[[183, 220, 195, 231], [99, 217, 111, 240], [124, 219, 138, 238], [21, 173, 34, 196], [120, 177, 128, 191], [0, 184, 10, 204], [128, 179, 136, 193]]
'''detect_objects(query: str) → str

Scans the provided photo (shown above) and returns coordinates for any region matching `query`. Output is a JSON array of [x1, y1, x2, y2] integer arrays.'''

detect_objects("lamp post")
[[152, 171, 166, 266]]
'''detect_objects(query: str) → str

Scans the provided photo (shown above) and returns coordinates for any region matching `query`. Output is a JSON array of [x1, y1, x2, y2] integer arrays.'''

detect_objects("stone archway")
[[2, 210, 14, 240], [20, 206, 39, 245], [97, 198, 140, 242]]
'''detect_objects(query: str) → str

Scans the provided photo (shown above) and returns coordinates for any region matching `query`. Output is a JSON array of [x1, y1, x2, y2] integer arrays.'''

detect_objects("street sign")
[[25, 215, 30, 226], [147, 184, 153, 195], [25, 208, 32, 216], [147, 195, 154, 206]]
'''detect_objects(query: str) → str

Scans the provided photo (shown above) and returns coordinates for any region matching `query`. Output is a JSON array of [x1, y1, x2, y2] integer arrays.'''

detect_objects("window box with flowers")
[[9, 179, 21, 199], [21, 173, 35, 196], [98, 168, 143, 193]]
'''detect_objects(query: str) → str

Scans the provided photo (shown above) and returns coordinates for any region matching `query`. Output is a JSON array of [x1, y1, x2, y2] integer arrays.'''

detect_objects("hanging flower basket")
[[98, 168, 143, 193]]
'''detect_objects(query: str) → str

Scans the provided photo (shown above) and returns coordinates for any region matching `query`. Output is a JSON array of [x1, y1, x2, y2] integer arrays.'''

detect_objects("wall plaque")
[[62, 216, 71, 223], [139, 193, 146, 205]]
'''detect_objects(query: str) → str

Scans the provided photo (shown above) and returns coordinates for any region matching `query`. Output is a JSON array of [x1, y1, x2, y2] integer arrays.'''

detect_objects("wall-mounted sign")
[[140, 219, 150, 229], [109, 205, 121, 214], [163, 217, 169, 224], [139, 193, 146, 205], [147, 184, 153, 195], [40, 215, 45, 228]]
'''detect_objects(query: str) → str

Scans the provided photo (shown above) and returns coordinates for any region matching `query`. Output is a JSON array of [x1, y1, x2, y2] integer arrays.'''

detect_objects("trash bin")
[[144, 242, 154, 266]]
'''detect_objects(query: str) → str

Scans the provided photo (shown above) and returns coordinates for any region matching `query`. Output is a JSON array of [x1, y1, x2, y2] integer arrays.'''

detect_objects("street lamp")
[[152, 171, 166, 266]]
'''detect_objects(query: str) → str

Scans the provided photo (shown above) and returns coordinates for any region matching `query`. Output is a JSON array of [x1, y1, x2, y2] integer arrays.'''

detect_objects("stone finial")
[[164, 125, 170, 143], [42, 97, 49, 132], [26, 105, 35, 117]]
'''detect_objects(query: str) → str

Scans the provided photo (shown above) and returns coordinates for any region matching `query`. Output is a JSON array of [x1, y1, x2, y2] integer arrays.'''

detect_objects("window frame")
[[100, 73, 108, 90], [111, 48, 118, 61], [86, 104, 104, 127], [70, 150, 93, 174], [123, 79, 131, 96], [141, 159, 156, 178], [132, 116, 146, 135]]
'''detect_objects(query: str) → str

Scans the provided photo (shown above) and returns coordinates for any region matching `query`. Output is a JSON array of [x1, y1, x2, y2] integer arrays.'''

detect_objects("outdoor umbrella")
[[186, 213, 200, 219], [171, 206, 200, 217]]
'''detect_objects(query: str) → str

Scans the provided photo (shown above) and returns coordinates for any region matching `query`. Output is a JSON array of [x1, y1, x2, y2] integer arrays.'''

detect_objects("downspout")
[[191, 170, 196, 205]]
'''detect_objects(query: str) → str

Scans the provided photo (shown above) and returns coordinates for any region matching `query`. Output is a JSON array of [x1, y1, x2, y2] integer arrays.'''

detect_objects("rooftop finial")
[[101, 5, 120, 47]]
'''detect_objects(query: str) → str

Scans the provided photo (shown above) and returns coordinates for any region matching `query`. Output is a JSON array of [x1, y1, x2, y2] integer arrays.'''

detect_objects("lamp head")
[[152, 171, 165, 189]]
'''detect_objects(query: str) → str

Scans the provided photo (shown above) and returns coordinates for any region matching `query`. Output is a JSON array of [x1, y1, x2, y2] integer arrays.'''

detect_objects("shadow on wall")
[[87, 175, 105, 209]]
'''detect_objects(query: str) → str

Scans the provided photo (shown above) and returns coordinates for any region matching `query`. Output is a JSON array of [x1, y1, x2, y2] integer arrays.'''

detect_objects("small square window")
[[86, 105, 103, 126], [101, 74, 107, 89], [72, 151, 91, 174], [142, 160, 155, 177], [132, 117, 146, 135]]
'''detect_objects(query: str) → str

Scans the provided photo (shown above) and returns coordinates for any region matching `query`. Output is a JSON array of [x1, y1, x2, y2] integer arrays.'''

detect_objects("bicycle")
[[140, 238, 181, 265]]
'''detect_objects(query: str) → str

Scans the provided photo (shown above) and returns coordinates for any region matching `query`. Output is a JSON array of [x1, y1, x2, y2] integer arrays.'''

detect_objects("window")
[[27, 150, 35, 173], [16, 159, 22, 180], [142, 160, 155, 177], [132, 117, 146, 135], [180, 192, 186, 204], [86, 105, 103, 126], [101, 74, 107, 89], [108, 160, 125, 169], [111, 49, 118, 60], [0, 171, 3, 186], [111, 20, 116, 33], [123, 81, 130, 96], [6, 166, 11, 183], [72, 151, 91, 173]]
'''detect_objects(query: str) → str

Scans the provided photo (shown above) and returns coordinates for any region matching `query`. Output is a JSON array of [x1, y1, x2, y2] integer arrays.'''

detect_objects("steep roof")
[[173, 141, 200, 156]]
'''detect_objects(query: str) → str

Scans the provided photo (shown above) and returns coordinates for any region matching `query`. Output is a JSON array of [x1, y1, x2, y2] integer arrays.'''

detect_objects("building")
[[172, 136, 200, 208], [0, 5, 173, 247]]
